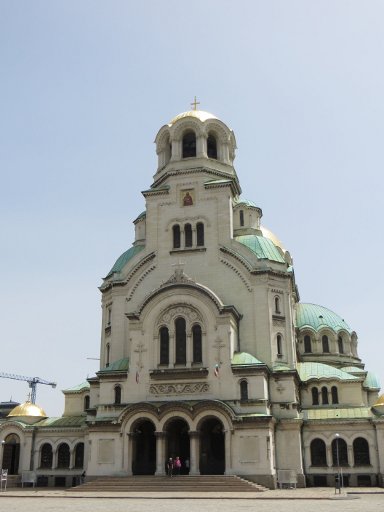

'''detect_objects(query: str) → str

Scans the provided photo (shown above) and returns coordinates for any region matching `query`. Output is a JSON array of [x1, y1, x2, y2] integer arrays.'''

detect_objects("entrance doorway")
[[199, 418, 225, 474], [165, 418, 190, 474], [131, 419, 156, 475], [2, 433, 20, 475]]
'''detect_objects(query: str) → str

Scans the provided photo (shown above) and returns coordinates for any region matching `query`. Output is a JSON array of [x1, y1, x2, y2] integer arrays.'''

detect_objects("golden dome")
[[372, 394, 384, 416], [260, 225, 285, 252], [169, 110, 218, 126], [8, 401, 47, 418]]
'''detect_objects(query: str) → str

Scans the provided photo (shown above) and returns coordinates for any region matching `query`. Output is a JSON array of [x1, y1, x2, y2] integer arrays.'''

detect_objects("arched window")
[[207, 134, 217, 159], [184, 223, 192, 247], [240, 380, 248, 401], [353, 437, 370, 465], [173, 225, 181, 249], [332, 437, 348, 466], [40, 443, 53, 469], [192, 324, 202, 363], [114, 385, 121, 405], [175, 317, 186, 364], [182, 131, 196, 158], [106, 343, 110, 367], [160, 326, 169, 365], [312, 387, 319, 405], [196, 222, 204, 246], [338, 336, 344, 354], [74, 443, 84, 469], [331, 386, 338, 404], [84, 395, 90, 411], [322, 335, 330, 353], [239, 210, 244, 227], [310, 438, 327, 466], [304, 335, 312, 353], [57, 443, 70, 469], [274, 297, 281, 314], [321, 386, 329, 405], [277, 334, 283, 356]]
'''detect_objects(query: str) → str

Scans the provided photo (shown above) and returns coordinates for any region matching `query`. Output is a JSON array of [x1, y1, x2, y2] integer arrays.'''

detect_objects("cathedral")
[[1, 107, 384, 488]]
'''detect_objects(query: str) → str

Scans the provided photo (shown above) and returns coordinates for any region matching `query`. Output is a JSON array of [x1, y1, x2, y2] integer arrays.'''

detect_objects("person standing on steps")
[[174, 456, 181, 476], [166, 457, 173, 477]]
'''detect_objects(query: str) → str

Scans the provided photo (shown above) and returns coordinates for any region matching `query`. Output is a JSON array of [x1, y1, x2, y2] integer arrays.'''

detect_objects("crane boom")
[[0, 372, 57, 404]]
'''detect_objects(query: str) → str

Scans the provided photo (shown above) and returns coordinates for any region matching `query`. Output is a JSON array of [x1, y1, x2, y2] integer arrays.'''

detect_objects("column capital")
[[155, 431, 166, 438], [188, 430, 200, 439]]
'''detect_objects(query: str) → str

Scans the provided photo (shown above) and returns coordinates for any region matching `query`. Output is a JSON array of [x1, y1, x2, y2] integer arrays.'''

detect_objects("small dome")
[[169, 110, 218, 126], [260, 226, 285, 252], [296, 303, 352, 334], [372, 394, 384, 416], [8, 400, 47, 418]]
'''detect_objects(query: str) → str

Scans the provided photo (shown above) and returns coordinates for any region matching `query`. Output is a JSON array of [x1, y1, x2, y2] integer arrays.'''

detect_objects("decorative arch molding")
[[172, 118, 205, 141], [0, 423, 25, 437], [155, 126, 172, 152], [204, 120, 233, 145], [126, 264, 157, 302], [166, 215, 211, 231], [219, 257, 253, 292], [155, 304, 204, 332]]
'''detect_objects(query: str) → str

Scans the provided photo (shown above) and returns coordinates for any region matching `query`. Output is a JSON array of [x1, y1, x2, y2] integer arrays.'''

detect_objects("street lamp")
[[335, 433, 343, 493]]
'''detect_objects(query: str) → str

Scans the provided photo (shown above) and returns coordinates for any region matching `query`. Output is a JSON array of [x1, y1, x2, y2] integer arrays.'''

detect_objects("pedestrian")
[[174, 456, 181, 475], [166, 457, 173, 477]]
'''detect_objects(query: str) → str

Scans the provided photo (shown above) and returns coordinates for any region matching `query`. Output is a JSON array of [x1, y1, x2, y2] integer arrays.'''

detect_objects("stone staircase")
[[70, 475, 267, 493]]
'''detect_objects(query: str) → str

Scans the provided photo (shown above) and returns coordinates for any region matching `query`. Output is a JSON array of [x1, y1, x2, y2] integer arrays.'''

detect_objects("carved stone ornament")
[[159, 306, 202, 326], [149, 382, 209, 395]]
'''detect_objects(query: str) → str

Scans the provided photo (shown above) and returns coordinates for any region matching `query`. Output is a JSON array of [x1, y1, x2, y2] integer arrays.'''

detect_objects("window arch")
[[322, 335, 330, 353], [312, 387, 319, 405], [196, 222, 204, 246], [240, 380, 248, 401], [175, 317, 186, 364], [277, 334, 283, 356], [274, 296, 281, 314], [239, 210, 244, 227], [332, 437, 348, 466], [310, 438, 327, 466], [84, 395, 90, 411], [338, 336, 344, 354], [331, 386, 338, 404], [57, 443, 70, 469], [106, 343, 110, 367], [192, 324, 202, 364], [159, 326, 169, 365], [74, 442, 85, 469], [182, 130, 196, 158], [321, 386, 329, 404], [207, 134, 217, 159], [304, 335, 312, 353], [114, 385, 122, 405], [184, 223, 192, 247], [40, 443, 53, 469], [173, 224, 181, 249], [353, 437, 370, 465]]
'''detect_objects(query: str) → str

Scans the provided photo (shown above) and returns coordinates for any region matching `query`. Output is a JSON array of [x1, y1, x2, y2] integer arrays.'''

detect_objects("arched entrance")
[[199, 418, 225, 474], [165, 418, 190, 474], [131, 419, 156, 475], [2, 433, 20, 475]]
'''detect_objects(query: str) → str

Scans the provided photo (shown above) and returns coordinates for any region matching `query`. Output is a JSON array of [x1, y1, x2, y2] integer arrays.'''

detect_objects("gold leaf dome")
[[8, 400, 47, 418], [260, 225, 285, 252], [372, 394, 384, 416], [169, 110, 218, 126]]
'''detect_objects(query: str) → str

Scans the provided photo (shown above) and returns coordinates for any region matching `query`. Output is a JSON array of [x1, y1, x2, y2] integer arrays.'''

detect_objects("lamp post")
[[1, 440, 4, 469], [335, 433, 342, 493]]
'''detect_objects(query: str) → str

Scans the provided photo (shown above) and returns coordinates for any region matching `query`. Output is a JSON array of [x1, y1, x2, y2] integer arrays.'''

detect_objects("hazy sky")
[[1, 1, 383, 416]]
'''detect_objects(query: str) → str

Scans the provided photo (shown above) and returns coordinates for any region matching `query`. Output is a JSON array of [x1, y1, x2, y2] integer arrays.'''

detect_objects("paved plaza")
[[0, 489, 383, 512]]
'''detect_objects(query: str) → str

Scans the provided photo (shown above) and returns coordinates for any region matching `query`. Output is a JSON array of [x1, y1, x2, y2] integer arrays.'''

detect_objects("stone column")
[[155, 432, 166, 475], [224, 429, 232, 475], [196, 135, 206, 158], [169, 333, 175, 368], [189, 431, 200, 475], [326, 446, 333, 468], [126, 433, 135, 475], [186, 333, 192, 367]]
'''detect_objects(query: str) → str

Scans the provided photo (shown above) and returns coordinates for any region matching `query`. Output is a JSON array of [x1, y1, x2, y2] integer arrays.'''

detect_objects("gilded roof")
[[297, 362, 359, 382], [169, 110, 218, 126], [295, 303, 352, 334], [8, 401, 47, 418]]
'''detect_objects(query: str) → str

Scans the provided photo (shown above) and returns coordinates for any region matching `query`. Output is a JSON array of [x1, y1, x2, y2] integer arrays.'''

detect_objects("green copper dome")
[[235, 235, 285, 263], [105, 245, 145, 279], [297, 362, 359, 382], [231, 352, 264, 365], [296, 303, 352, 334]]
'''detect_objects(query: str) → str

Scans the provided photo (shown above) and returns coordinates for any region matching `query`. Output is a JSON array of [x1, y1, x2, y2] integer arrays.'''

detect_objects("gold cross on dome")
[[190, 96, 200, 110]]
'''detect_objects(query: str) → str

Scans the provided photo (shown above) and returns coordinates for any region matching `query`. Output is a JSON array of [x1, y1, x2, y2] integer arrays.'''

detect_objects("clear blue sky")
[[1, 1, 383, 415]]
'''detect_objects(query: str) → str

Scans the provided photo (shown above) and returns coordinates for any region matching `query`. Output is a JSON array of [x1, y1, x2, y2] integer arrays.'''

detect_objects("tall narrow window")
[[310, 439, 327, 466], [184, 223, 192, 247], [322, 335, 330, 353], [353, 437, 370, 465], [107, 307, 112, 325], [196, 222, 204, 246], [160, 327, 169, 365], [321, 386, 329, 405], [207, 134, 217, 159], [175, 317, 186, 364], [173, 224, 181, 249], [192, 324, 202, 363], [84, 395, 90, 411], [114, 385, 121, 405], [331, 386, 338, 404], [304, 335, 312, 353], [182, 131, 196, 158], [240, 380, 248, 401], [239, 210, 244, 227], [332, 438, 348, 466], [338, 336, 344, 354], [277, 334, 283, 356], [312, 387, 319, 405], [74, 443, 84, 469], [275, 297, 281, 314], [57, 443, 70, 469], [106, 343, 110, 367], [40, 443, 53, 469]]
